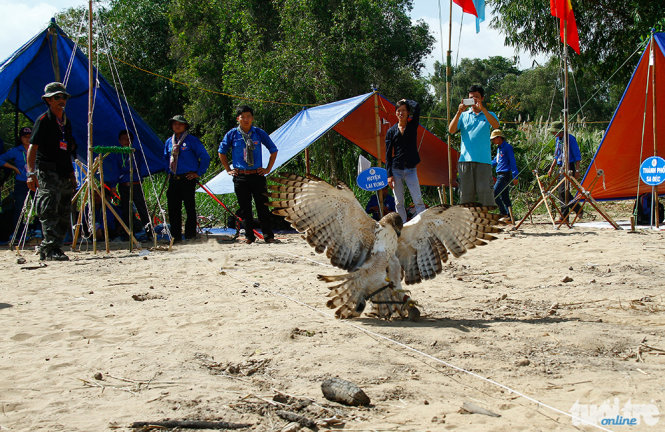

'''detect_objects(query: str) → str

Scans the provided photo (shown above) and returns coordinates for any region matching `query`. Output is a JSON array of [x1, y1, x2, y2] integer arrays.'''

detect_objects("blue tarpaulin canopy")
[[0, 21, 165, 182], [204, 92, 457, 194]]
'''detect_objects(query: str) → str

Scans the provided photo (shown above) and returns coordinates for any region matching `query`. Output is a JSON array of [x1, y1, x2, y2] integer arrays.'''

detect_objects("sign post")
[[357, 167, 389, 219]]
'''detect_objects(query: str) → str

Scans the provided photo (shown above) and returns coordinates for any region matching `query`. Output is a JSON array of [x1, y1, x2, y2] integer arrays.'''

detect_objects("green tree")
[[488, 0, 665, 92]]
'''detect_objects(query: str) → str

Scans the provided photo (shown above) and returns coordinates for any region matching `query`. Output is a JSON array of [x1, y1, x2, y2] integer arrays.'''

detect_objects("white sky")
[[0, 0, 547, 74]]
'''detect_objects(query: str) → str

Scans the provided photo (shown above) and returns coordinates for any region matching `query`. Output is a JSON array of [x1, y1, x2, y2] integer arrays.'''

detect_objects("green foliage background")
[[2, 0, 662, 225]]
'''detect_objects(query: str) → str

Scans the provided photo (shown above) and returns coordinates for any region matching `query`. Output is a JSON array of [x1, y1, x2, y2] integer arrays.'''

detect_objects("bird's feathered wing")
[[397, 204, 503, 285], [268, 173, 377, 271]]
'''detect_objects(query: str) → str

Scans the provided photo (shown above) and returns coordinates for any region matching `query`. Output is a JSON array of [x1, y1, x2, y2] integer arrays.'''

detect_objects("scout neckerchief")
[[169, 131, 188, 173], [237, 126, 255, 167]]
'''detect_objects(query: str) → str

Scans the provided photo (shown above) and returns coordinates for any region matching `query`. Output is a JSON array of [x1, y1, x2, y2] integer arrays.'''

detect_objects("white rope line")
[[223, 252, 614, 432]]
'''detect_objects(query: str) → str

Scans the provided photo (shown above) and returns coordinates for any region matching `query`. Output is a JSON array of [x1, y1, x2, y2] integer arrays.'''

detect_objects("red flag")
[[454, 0, 478, 17], [550, 0, 580, 54]]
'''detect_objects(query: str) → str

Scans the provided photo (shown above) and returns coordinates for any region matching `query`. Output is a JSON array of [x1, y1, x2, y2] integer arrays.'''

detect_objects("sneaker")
[[264, 237, 277, 244], [243, 238, 254, 244], [50, 248, 70, 261]]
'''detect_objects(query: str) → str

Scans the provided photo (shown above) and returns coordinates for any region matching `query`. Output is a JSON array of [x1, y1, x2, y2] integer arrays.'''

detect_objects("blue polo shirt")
[[0, 145, 28, 181], [218, 126, 278, 170], [457, 109, 499, 164], [492, 140, 518, 178], [164, 133, 211, 176], [554, 134, 582, 165]]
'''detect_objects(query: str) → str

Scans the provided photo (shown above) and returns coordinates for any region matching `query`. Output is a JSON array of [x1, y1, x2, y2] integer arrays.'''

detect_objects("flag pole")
[[562, 16, 570, 221], [445, 0, 454, 204]]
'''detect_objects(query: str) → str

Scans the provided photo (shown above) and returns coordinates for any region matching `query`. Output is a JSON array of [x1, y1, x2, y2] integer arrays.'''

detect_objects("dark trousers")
[[558, 163, 577, 219], [36, 171, 73, 252], [233, 173, 273, 241], [12, 180, 30, 233], [119, 182, 151, 233], [493, 172, 513, 216], [167, 177, 197, 241]]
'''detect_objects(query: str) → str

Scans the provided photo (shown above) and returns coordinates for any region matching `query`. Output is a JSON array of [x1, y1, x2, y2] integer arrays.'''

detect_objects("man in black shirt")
[[385, 99, 426, 222], [26, 82, 77, 261]]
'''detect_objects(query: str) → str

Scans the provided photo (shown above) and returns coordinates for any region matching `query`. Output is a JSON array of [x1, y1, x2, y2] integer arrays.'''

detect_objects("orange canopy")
[[333, 93, 458, 186], [581, 33, 665, 200]]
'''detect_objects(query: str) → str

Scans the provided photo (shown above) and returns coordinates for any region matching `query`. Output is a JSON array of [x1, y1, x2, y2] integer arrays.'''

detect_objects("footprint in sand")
[[10, 332, 33, 341]]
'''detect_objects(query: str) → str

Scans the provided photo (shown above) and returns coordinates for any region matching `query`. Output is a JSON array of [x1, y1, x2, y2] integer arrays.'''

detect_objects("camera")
[[463, 98, 475, 106]]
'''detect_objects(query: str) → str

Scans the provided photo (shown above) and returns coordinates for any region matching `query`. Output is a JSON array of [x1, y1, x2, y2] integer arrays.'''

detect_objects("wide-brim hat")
[[490, 129, 504, 140], [42, 82, 71, 100], [168, 114, 190, 130], [548, 121, 564, 134]]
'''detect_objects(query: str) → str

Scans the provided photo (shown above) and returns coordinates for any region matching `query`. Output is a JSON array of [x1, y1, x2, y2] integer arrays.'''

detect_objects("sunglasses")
[[52, 94, 69, 101]]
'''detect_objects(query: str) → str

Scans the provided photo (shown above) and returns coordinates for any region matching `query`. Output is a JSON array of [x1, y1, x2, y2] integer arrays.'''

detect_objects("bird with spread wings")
[[268, 173, 503, 320]]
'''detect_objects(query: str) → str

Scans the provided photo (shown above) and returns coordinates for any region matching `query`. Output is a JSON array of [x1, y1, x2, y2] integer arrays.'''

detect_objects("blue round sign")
[[356, 167, 388, 191], [640, 156, 665, 186]]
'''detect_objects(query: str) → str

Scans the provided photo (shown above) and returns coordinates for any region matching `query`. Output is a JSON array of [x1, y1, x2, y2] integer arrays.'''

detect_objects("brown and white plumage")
[[268, 173, 503, 319]]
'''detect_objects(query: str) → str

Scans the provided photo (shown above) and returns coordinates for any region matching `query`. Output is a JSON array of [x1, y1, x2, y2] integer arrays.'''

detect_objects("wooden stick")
[[130, 420, 251, 429]]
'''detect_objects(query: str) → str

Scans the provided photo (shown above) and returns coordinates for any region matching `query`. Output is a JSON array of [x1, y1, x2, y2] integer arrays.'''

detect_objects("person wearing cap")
[[490, 129, 519, 219], [26, 82, 77, 261], [546, 121, 582, 222], [218, 105, 278, 244], [385, 99, 426, 222], [164, 114, 210, 243], [448, 84, 500, 206], [0, 127, 33, 233]]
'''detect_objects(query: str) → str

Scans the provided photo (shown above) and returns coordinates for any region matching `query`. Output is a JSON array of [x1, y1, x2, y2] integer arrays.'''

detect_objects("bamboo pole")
[[373, 91, 383, 212], [87, 0, 96, 253], [98, 154, 110, 253], [446, 0, 453, 204]]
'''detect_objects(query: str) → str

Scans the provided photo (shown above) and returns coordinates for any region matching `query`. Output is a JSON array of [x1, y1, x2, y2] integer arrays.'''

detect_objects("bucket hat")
[[168, 114, 190, 130], [42, 82, 70, 100]]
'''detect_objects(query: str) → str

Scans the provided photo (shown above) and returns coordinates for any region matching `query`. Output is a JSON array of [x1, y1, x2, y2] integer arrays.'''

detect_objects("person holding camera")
[[385, 99, 426, 222], [448, 85, 499, 206]]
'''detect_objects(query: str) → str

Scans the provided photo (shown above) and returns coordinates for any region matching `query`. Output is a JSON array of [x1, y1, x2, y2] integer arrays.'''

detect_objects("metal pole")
[[649, 32, 660, 227], [129, 152, 134, 250], [87, 0, 96, 253]]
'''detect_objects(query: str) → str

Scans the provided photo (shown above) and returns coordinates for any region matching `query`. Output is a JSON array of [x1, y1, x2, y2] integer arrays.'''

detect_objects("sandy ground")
[[1, 217, 664, 432]]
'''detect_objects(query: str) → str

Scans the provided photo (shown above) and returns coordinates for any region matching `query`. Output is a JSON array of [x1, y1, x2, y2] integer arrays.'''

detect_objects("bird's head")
[[379, 212, 403, 236]]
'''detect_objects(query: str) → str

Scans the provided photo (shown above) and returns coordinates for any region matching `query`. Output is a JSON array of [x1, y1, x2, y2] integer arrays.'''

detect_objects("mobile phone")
[[463, 98, 475, 106]]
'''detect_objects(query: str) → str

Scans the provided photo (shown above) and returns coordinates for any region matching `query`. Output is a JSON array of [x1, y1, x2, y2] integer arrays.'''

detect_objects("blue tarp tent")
[[204, 92, 458, 194], [0, 21, 165, 182]]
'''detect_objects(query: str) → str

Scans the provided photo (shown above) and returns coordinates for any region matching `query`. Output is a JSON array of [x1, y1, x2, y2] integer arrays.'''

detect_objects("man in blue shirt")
[[365, 187, 396, 221], [490, 129, 519, 218], [547, 121, 582, 222], [219, 105, 278, 244], [164, 115, 211, 242], [448, 85, 500, 206], [0, 127, 32, 233]]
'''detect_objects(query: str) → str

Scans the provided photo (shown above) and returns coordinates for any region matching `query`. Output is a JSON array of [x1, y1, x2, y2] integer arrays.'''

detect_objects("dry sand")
[[1, 218, 664, 432]]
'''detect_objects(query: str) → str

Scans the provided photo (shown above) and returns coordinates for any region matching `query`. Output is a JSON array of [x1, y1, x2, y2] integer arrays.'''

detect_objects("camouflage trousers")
[[36, 170, 74, 253]]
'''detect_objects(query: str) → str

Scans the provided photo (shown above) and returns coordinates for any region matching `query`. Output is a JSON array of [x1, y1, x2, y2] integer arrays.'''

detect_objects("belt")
[[171, 174, 194, 180], [237, 169, 260, 175]]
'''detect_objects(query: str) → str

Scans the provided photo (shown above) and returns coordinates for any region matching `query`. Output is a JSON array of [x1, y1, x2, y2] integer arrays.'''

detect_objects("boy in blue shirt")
[[219, 105, 278, 244], [547, 121, 582, 222], [490, 129, 518, 218], [0, 127, 32, 233]]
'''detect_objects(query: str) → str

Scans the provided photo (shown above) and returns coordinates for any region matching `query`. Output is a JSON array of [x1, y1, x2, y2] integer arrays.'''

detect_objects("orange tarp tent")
[[581, 32, 665, 200]]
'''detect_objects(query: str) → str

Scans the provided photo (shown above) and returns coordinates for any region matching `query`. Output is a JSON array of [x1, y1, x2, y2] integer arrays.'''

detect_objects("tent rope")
[[97, 14, 172, 242]]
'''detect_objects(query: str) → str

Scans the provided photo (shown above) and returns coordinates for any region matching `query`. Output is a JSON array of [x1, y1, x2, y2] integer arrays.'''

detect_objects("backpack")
[[635, 193, 664, 225]]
